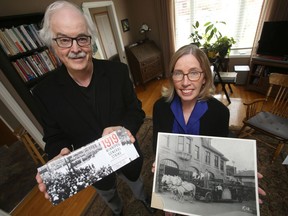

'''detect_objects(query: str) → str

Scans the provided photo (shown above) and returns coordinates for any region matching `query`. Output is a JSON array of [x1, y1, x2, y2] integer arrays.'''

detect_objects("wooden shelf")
[[247, 57, 288, 94], [0, 13, 59, 122]]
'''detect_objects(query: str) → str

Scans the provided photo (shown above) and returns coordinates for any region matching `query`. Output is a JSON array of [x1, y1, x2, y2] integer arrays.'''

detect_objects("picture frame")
[[121, 19, 130, 32], [152, 132, 260, 216]]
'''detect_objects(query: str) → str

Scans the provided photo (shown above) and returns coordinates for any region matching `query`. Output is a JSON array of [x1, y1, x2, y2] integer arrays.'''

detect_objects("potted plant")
[[190, 21, 236, 59], [189, 21, 202, 47], [213, 36, 236, 58]]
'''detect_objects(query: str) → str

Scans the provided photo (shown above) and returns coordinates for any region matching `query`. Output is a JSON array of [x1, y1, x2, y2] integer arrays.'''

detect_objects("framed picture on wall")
[[121, 19, 130, 32]]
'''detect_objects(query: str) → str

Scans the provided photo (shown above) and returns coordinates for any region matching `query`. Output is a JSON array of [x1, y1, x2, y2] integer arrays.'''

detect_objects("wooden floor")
[[135, 77, 265, 128]]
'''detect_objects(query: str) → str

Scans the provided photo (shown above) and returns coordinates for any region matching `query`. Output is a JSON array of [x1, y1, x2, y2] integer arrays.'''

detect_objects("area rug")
[[0, 141, 38, 213], [85, 118, 288, 216]]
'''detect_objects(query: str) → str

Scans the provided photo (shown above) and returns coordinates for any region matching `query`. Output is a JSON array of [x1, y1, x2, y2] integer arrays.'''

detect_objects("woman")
[[153, 44, 229, 153], [152, 44, 265, 215]]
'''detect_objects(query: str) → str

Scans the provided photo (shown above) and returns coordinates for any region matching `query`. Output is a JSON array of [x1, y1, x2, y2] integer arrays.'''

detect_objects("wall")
[[0, 0, 160, 48]]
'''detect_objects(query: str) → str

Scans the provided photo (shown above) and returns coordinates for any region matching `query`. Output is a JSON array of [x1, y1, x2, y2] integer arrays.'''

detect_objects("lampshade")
[[139, 23, 151, 34]]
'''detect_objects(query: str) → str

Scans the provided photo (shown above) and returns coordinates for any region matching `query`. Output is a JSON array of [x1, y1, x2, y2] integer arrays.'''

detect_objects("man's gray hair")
[[39, 1, 97, 48]]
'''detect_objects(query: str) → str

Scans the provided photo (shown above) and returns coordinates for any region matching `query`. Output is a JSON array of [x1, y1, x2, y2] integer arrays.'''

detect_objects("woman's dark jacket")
[[33, 58, 145, 190], [153, 97, 229, 153]]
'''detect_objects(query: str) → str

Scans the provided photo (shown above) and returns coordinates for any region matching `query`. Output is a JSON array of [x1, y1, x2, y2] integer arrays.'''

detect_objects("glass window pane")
[[174, 0, 263, 56]]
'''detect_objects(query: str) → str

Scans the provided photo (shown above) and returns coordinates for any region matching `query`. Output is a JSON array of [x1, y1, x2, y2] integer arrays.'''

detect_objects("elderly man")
[[34, 1, 155, 215]]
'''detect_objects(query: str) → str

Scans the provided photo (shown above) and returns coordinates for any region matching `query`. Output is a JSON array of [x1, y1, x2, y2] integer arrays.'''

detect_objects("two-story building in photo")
[[156, 134, 229, 184]]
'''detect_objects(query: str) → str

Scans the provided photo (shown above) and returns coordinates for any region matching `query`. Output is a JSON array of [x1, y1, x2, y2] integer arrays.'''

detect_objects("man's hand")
[[35, 147, 71, 199], [102, 126, 135, 143]]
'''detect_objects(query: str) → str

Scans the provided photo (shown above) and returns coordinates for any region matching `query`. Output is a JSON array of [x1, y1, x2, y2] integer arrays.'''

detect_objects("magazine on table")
[[38, 128, 139, 205], [151, 132, 260, 216]]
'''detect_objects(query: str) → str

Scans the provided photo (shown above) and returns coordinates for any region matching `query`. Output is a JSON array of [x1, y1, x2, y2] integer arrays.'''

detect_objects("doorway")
[[82, 1, 127, 64]]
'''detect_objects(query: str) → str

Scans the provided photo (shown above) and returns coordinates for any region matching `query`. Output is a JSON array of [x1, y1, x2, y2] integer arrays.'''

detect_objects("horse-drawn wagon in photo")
[[160, 174, 196, 202]]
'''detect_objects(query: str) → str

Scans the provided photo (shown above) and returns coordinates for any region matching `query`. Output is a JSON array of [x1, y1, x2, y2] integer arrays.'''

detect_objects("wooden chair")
[[238, 73, 288, 163], [14, 127, 47, 165]]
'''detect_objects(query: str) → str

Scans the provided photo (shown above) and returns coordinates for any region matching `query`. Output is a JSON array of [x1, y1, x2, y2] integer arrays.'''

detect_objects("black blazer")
[[152, 97, 230, 153], [33, 58, 145, 190]]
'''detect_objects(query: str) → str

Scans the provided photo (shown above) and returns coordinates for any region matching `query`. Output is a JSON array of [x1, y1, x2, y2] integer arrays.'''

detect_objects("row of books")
[[12, 49, 61, 82], [0, 23, 45, 56], [253, 65, 270, 77], [253, 65, 264, 76]]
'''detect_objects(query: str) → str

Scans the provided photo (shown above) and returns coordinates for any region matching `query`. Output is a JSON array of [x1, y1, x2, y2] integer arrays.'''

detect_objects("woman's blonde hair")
[[162, 44, 215, 102]]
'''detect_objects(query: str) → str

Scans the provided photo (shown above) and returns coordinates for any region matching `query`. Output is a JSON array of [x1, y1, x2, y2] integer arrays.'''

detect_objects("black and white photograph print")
[[151, 133, 259, 216]]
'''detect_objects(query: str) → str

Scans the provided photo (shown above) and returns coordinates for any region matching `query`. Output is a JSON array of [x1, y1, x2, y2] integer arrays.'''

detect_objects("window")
[[174, 0, 263, 56], [178, 136, 192, 153], [178, 136, 184, 151], [205, 151, 211, 164], [194, 145, 200, 159], [214, 155, 219, 168], [185, 138, 192, 153], [220, 160, 224, 171]]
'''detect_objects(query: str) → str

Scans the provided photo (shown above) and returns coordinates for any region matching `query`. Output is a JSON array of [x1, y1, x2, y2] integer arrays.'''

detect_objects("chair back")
[[266, 73, 288, 118]]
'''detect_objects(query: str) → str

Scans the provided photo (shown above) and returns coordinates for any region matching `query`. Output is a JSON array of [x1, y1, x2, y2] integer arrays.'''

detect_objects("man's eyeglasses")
[[172, 71, 203, 81], [52, 36, 92, 48]]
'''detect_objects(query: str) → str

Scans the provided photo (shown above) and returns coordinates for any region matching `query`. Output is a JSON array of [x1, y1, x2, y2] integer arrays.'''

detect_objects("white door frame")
[[82, 1, 128, 64]]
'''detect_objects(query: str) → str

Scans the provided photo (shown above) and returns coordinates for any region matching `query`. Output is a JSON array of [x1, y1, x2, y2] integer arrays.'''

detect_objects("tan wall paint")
[[0, 0, 160, 48]]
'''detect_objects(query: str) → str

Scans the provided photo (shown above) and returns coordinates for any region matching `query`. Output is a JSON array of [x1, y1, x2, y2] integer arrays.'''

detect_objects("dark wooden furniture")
[[239, 73, 288, 163], [212, 57, 237, 104], [247, 57, 288, 94], [125, 40, 163, 87], [0, 13, 59, 121]]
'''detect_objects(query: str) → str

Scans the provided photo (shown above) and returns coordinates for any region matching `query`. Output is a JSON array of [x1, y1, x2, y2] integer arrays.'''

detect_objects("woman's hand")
[[257, 172, 266, 204], [35, 147, 71, 199], [102, 126, 135, 143], [151, 161, 156, 173]]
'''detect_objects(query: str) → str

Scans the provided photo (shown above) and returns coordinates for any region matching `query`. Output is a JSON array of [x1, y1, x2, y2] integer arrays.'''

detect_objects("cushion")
[[246, 111, 288, 140]]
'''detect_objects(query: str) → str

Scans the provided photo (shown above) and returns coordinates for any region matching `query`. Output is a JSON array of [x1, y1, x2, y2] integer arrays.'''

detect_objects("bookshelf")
[[0, 13, 60, 121], [247, 57, 288, 94]]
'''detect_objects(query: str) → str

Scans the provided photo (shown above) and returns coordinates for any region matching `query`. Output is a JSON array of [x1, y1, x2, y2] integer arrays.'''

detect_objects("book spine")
[[0, 30, 12, 55], [29, 24, 44, 47], [14, 59, 31, 81], [2, 29, 19, 55], [40, 50, 55, 71], [35, 52, 49, 73], [19, 25, 37, 49], [17, 26, 34, 50], [17, 58, 36, 80], [26, 55, 43, 76], [24, 24, 42, 49], [6, 28, 25, 53], [12, 61, 28, 82], [12, 26, 32, 51]]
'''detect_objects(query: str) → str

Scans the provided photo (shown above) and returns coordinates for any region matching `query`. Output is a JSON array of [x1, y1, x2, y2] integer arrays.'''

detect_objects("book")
[[1, 29, 19, 55], [32, 53, 49, 74], [6, 28, 25, 53], [151, 133, 260, 216], [0, 31, 12, 55], [19, 25, 37, 49], [38, 128, 139, 205], [12, 61, 28, 82], [17, 26, 35, 50], [41, 49, 55, 71], [29, 23, 45, 47], [12, 26, 32, 51]]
